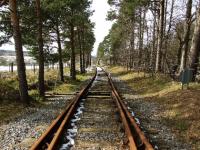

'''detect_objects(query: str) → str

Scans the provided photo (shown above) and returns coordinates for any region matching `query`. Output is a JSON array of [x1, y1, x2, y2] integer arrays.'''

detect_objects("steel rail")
[[30, 99, 76, 150], [31, 68, 153, 150], [30, 69, 97, 150], [107, 71, 154, 150], [112, 91, 137, 150]]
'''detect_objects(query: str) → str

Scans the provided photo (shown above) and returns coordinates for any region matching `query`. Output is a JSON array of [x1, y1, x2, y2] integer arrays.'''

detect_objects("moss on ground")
[[108, 66, 200, 149]]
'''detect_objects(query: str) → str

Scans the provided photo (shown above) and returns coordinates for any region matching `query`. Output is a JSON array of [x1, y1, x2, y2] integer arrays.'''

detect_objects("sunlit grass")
[[108, 65, 200, 149], [108, 66, 180, 97], [51, 72, 93, 94], [0, 68, 94, 125], [0, 67, 94, 102]]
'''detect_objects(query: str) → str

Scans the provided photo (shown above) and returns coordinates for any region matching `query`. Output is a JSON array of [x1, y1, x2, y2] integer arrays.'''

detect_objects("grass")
[[0, 102, 25, 124], [109, 66, 179, 97], [0, 68, 94, 124], [108, 66, 200, 149], [0, 68, 93, 100], [51, 72, 93, 94]]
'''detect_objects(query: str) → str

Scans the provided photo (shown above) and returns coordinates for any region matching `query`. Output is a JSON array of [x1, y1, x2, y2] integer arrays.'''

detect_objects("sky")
[[0, 0, 113, 56], [0, 39, 15, 51], [90, 0, 113, 56]]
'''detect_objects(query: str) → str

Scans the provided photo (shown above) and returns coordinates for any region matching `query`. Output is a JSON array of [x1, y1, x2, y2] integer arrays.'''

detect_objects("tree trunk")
[[150, 1, 158, 70], [179, 0, 193, 73], [70, 23, 76, 80], [81, 27, 86, 73], [130, 21, 134, 69], [36, 0, 45, 97], [86, 52, 90, 68], [130, 16, 135, 70], [9, 0, 29, 104], [82, 49, 86, 73], [155, 0, 165, 72], [138, 7, 144, 68], [56, 23, 64, 82], [150, 13, 156, 69], [188, 7, 200, 81], [78, 28, 83, 73], [177, 40, 184, 66], [89, 52, 92, 66], [162, 0, 174, 72]]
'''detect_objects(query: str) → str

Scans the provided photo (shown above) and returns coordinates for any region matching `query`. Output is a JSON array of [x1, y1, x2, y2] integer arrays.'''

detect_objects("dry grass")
[[157, 88, 200, 149], [0, 68, 94, 124], [108, 66, 200, 149], [109, 66, 178, 97], [51, 73, 93, 94], [0, 102, 24, 125]]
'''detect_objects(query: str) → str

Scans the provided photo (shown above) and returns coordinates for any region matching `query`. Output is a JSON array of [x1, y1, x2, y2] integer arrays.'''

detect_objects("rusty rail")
[[31, 68, 153, 150], [30, 69, 97, 150], [107, 72, 154, 150]]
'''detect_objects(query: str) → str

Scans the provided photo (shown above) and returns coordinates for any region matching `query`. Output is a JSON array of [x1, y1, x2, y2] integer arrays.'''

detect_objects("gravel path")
[[112, 77, 192, 150], [0, 95, 73, 150], [0, 73, 192, 150]]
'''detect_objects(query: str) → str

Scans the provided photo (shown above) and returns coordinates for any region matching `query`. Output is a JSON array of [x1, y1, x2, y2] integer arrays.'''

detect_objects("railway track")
[[30, 68, 154, 150]]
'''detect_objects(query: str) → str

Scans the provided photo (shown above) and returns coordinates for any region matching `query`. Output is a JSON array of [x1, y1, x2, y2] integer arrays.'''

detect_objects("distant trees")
[[65, 0, 94, 79], [98, 0, 200, 81], [42, 0, 95, 80], [0, 0, 95, 102]]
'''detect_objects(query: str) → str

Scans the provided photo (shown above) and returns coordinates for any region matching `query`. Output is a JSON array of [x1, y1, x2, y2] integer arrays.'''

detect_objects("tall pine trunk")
[[36, 0, 45, 97], [81, 27, 86, 73], [130, 12, 135, 70], [70, 23, 76, 80], [56, 23, 64, 81], [155, 0, 165, 72], [188, 7, 200, 81], [179, 0, 192, 73], [86, 52, 90, 68], [162, 0, 174, 72], [78, 28, 83, 73], [150, 1, 158, 70], [9, 0, 29, 103], [150, 13, 157, 69], [82, 49, 86, 73], [89, 52, 92, 66], [138, 7, 144, 68]]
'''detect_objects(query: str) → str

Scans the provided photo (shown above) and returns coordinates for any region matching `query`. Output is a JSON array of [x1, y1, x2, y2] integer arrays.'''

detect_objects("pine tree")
[[9, 0, 29, 103]]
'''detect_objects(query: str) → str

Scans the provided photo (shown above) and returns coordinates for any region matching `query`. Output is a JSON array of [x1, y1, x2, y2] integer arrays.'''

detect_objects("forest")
[[0, 0, 95, 103], [0, 0, 200, 149], [97, 0, 200, 81]]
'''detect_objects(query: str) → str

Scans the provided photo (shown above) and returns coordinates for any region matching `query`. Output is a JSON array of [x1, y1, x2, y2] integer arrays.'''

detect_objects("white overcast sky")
[[0, 0, 113, 56], [90, 0, 113, 56]]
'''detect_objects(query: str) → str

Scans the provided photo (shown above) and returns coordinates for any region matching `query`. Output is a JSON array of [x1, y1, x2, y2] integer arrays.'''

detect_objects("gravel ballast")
[[113, 77, 192, 150], [0, 96, 73, 150]]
